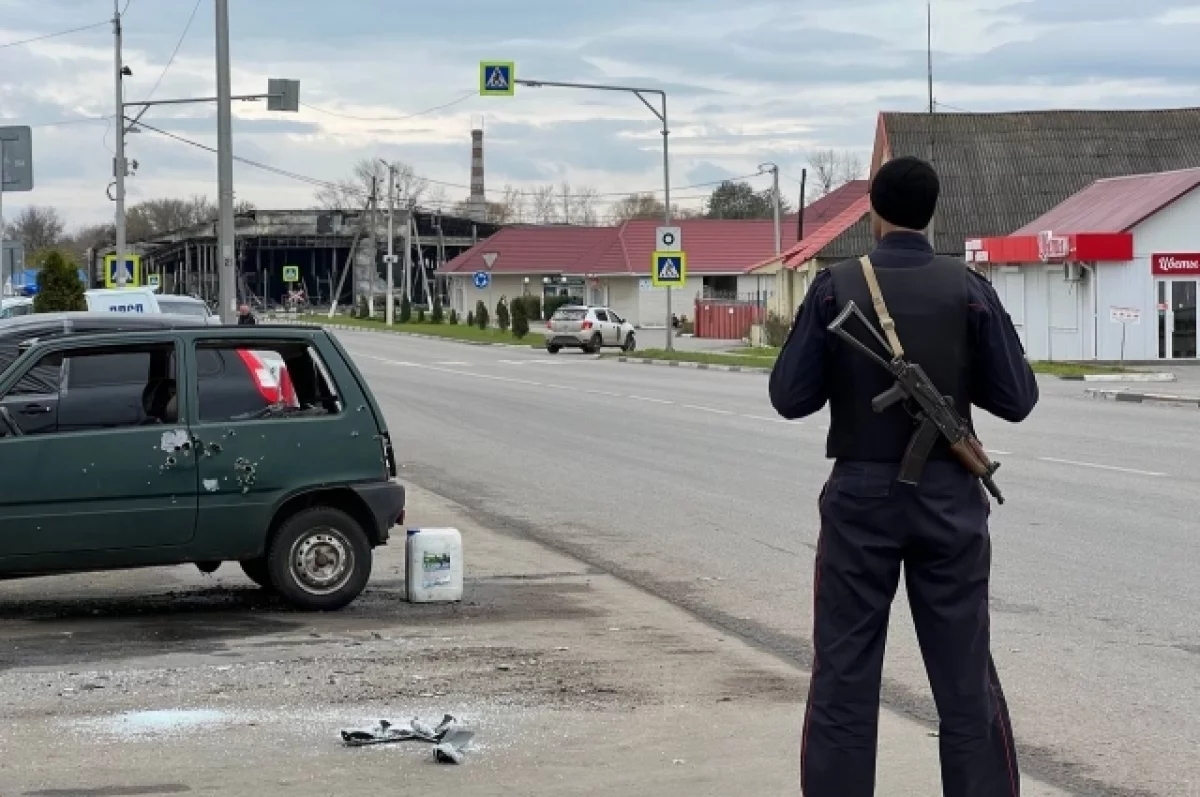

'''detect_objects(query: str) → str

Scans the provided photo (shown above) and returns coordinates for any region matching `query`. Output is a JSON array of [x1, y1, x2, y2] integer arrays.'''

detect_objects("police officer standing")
[[769, 156, 1039, 796]]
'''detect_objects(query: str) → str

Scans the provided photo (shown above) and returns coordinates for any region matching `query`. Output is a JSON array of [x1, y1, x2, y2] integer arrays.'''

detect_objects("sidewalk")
[[0, 486, 1066, 796]]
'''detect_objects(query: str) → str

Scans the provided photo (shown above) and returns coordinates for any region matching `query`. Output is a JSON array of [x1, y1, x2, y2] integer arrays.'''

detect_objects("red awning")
[[964, 231, 1133, 265]]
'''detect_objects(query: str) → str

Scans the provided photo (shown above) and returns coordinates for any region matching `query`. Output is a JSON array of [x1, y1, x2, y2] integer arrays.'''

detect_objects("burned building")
[[91, 207, 501, 311]]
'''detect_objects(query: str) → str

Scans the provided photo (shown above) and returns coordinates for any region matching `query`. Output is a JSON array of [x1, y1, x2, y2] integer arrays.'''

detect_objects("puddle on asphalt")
[[75, 709, 230, 738]]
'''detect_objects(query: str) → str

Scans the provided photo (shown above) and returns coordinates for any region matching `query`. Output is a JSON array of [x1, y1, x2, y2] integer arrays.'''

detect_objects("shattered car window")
[[196, 340, 343, 423]]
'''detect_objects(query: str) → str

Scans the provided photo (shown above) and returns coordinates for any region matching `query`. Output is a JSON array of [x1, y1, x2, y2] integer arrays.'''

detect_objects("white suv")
[[545, 305, 636, 354]]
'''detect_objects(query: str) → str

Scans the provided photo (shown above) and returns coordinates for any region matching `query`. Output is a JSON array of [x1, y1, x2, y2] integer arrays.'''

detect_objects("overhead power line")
[[129, 118, 766, 212], [138, 0, 203, 104], [300, 91, 477, 122], [0, 20, 109, 50]]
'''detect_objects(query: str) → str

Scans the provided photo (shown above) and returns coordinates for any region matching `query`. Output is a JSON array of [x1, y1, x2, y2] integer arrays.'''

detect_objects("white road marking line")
[[1036, 457, 1166, 477], [628, 395, 674, 405], [986, 450, 1012, 456], [742, 414, 803, 425], [435, 361, 470, 366], [585, 389, 622, 397], [681, 404, 734, 415]]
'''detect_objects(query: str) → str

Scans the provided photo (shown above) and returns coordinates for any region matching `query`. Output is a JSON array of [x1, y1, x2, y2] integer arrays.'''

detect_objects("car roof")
[[0, 312, 209, 333], [156, 295, 206, 304]]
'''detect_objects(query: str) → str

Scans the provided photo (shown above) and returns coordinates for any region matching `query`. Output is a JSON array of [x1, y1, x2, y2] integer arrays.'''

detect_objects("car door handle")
[[19, 403, 52, 415]]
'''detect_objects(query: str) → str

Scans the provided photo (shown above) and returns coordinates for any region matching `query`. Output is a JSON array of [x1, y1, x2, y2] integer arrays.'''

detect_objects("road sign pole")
[[112, 0, 128, 286], [660, 93, 673, 351], [386, 163, 395, 326]]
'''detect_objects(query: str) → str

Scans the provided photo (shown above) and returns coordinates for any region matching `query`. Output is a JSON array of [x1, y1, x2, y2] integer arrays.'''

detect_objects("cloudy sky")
[[2, 0, 1200, 230]]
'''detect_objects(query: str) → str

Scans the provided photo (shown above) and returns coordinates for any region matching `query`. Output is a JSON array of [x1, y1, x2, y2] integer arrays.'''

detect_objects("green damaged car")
[[0, 323, 404, 611]]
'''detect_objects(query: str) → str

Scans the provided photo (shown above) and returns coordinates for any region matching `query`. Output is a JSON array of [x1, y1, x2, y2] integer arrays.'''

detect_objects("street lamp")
[[516, 78, 675, 350]]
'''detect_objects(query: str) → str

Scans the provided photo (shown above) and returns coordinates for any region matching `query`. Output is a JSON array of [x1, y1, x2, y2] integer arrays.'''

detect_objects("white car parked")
[[544, 305, 637, 353], [84, 287, 220, 324]]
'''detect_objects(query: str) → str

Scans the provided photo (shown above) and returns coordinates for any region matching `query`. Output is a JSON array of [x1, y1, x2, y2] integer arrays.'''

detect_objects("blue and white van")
[[84, 288, 219, 324]]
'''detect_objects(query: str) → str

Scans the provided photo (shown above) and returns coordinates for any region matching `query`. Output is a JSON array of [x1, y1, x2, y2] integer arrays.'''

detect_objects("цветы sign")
[[1151, 254, 1200, 275]]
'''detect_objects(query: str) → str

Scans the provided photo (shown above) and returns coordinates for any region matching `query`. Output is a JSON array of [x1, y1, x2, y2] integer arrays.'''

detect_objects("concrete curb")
[[273, 318, 539, 350], [1058, 373, 1177, 382], [611, 356, 770, 374], [1085, 388, 1200, 407]]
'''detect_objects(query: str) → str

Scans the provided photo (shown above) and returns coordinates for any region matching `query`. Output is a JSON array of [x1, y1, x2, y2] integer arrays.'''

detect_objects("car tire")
[[546, 343, 561, 354], [622, 333, 636, 352], [586, 333, 603, 353], [267, 507, 372, 611], [239, 557, 273, 590]]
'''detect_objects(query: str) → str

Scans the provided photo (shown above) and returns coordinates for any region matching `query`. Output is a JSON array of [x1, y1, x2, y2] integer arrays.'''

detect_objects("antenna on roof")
[[926, 0, 938, 250]]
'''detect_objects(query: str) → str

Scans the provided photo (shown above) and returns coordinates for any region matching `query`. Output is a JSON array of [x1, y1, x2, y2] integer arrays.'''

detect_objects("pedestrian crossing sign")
[[283, 265, 299, 283], [103, 253, 142, 287], [651, 251, 687, 287], [479, 62, 515, 96]]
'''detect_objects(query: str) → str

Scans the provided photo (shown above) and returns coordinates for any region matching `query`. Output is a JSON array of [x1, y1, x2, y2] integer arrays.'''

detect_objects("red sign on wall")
[[1151, 254, 1200, 275]]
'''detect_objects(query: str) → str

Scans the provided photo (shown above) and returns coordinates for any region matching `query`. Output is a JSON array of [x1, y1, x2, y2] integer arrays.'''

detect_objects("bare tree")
[[59, 223, 115, 263], [530, 185, 558, 224], [10, 205, 64, 253], [316, 158, 427, 210], [124, 195, 256, 242], [499, 184, 525, 223], [808, 149, 867, 198], [610, 192, 666, 223], [569, 185, 600, 226]]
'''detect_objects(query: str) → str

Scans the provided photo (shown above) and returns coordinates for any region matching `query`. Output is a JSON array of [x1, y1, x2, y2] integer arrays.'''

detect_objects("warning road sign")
[[479, 62, 515, 96], [651, 251, 686, 287]]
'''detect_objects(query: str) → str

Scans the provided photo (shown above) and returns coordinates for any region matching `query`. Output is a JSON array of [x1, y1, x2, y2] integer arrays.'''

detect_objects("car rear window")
[[552, 308, 587, 321]]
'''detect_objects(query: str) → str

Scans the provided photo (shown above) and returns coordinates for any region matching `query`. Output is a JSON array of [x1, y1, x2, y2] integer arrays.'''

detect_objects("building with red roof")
[[966, 168, 1200, 361], [439, 181, 867, 329]]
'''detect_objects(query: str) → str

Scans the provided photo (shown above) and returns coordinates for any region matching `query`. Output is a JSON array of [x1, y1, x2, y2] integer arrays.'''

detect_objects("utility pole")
[[759, 163, 781, 256], [112, 0, 128, 285], [214, 0, 237, 323], [926, 0, 938, 251], [385, 163, 395, 325], [403, 204, 413, 304]]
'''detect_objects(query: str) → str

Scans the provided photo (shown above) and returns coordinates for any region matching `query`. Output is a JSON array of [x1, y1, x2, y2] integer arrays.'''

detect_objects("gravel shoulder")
[[0, 485, 1063, 796]]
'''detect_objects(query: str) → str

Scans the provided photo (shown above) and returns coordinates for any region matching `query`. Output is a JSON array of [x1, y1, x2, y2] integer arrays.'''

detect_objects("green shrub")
[[431, 297, 444, 324], [763, 312, 789, 347], [466, 310, 474, 327], [475, 300, 489, 329], [520, 295, 542, 321], [32, 249, 86, 313], [449, 308, 459, 325], [496, 298, 510, 332], [399, 294, 412, 323], [417, 307, 426, 323], [543, 294, 574, 318], [511, 297, 529, 339]]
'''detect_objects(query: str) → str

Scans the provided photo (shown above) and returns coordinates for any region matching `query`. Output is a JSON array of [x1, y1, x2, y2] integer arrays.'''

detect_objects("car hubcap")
[[291, 528, 352, 595]]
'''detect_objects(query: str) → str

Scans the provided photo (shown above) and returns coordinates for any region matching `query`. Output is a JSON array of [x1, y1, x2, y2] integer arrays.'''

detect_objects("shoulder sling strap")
[[858, 255, 905, 358]]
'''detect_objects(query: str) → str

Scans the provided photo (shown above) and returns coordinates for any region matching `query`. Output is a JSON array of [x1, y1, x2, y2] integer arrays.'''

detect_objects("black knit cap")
[[870, 155, 940, 230]]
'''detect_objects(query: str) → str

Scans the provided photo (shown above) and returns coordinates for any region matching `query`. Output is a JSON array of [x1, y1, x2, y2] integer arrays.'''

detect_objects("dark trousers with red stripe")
[[801, 460, 1020, 797]]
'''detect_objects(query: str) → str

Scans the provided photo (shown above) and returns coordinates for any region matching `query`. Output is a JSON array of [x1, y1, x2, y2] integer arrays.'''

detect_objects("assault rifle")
[[827, 300, 1005, 504]]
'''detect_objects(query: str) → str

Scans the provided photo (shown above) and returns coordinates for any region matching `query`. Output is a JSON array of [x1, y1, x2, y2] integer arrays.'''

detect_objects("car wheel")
[[586, 333, 603, 353], [546, 343, 561, 354], [622, 333, 636, 352], [267, 507, 372, 611], [239, 557, 273, 590]]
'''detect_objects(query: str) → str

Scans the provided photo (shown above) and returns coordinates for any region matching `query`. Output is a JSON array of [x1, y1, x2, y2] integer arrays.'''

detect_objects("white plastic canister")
[[405, 527, 464, 603]]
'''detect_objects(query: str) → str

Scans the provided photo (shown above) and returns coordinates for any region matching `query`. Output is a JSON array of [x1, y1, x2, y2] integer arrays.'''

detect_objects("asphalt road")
[[337, 329, 1200, 797]]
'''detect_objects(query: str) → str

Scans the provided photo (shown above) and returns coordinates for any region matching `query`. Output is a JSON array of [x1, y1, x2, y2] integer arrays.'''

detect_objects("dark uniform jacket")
[[769, 232, 1038, 461]]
